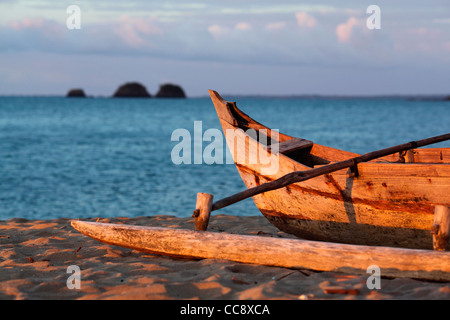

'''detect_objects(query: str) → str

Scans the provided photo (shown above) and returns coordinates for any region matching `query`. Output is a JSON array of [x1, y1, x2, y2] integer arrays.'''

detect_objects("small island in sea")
[[66, 82, 187, 98], [156, 83, 186, 98], [113, 82, 152, 98], [67, 88, 86, 97]]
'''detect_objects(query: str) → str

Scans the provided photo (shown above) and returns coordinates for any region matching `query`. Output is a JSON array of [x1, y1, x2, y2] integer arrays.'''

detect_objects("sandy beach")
[[0, 214, 449, 300]]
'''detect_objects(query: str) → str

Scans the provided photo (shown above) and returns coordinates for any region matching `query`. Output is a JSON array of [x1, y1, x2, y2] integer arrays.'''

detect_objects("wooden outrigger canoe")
[[71, 92, 450, 281], [71, 220, 450, 281], [208, 90, 450, 250]]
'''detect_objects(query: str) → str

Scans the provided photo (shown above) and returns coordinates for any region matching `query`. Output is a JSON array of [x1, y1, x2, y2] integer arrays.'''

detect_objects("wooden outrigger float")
[[71, 90, 450, 281], [71, 220, 450, 281]]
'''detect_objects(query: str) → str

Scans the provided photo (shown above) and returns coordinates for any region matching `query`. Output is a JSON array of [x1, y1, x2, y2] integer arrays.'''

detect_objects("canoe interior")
[[223, 93, 449, 166], [209, 90, 450, 249]]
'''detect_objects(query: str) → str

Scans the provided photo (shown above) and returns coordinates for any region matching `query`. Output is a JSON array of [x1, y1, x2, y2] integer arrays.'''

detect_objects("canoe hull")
[[238, 162, 436, 249], [261, 210, 432, 249], [209, 90, 450, 250]]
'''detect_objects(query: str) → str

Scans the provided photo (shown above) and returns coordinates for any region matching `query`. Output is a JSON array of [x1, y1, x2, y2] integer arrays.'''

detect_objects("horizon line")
[[0, 93, 449, 100]]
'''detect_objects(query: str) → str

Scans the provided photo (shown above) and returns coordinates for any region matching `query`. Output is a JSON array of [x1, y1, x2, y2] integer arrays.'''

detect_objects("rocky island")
[[156, 83, 186, 98], [68, 82, 187, 98], [113, 82, 151, 98], [67, 88, 86, 97]]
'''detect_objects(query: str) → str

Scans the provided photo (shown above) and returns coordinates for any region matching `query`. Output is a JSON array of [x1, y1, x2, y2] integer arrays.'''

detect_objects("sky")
[[0, 0, 449, 97]]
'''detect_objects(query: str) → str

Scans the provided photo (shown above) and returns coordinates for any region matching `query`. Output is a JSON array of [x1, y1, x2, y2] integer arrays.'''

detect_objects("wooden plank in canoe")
[[269, 138, 313, 154]]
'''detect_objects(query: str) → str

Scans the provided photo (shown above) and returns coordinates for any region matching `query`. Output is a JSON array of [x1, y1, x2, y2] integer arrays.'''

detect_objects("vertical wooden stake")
[[193, 193, 213, 231], [431, 205, 450, 251]]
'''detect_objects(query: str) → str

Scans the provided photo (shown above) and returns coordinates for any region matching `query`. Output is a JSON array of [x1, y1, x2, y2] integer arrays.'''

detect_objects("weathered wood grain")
[[71, 220, 450, 281], [432, 206, 450, 251], [193, 193, 213, 231]]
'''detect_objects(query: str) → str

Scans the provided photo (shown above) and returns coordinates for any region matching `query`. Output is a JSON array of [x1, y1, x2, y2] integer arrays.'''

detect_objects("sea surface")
[[0, 96, 449, 220]]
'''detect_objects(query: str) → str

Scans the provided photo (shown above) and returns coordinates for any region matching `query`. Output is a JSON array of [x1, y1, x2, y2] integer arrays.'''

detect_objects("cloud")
[[8, 17, 46, 30], [265, 21, 286, 31], [207, 24, 229, 37], [0, 17, 66, 52], [0, 14, 167, 54], [116, 15, 163, 36], [235, 22, 252, 31], [1, 2, 449, 72], [336, 17, 360, 43], [394, 26, 450, 57], [295, 12, 317, 28], [112, 15, 163, 48]]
